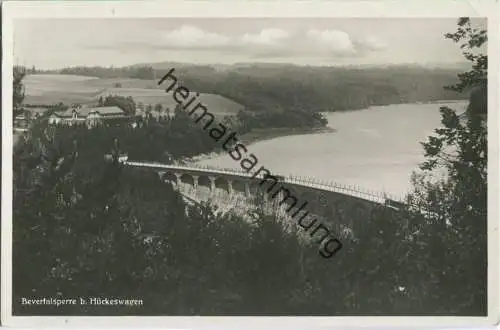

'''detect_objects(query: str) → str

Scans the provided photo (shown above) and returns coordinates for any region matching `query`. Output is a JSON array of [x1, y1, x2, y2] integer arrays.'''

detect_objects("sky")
[[13, 17, 487, 69]]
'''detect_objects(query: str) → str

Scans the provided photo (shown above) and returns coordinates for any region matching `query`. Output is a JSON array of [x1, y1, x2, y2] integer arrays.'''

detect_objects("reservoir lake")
[[196, 101, 468, 198]]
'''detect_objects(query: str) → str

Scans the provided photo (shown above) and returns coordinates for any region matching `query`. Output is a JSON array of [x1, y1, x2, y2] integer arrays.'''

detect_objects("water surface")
[[198, 102, 467, 197]]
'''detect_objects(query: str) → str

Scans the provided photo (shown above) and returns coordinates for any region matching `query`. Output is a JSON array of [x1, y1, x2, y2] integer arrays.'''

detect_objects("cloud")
[[306, 29, 357, 55], [158, 26, 294, 55], [87, 24, 386, 61], [160, 25, 230, 49], [240, 28, 291, 47], [355, 36, 387, 51]]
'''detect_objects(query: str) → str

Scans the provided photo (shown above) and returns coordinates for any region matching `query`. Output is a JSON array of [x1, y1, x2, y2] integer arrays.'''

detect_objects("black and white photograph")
[[2, 0, 498, 328]]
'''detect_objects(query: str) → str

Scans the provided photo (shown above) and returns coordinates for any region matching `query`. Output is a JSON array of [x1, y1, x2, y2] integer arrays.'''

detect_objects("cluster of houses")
[[14, 105, 129, 130], [47, 105, 128, 127]]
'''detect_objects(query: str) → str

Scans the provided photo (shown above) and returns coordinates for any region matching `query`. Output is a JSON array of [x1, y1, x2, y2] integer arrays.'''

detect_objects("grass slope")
[[23, 74, 244, 115]]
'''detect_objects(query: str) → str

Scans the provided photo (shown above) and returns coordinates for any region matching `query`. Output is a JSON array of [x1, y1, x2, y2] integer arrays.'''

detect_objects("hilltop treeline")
[[50, 64, 467, 112], [170, 65, 468, 112], [59, 65, 156, 80]]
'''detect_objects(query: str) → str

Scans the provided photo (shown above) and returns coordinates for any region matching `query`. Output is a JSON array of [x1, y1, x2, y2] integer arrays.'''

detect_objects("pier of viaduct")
[[124, 161, 406, 232]]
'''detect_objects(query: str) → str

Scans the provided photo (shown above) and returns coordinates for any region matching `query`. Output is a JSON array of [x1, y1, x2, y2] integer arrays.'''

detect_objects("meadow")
[[23, 74, 244, 115]]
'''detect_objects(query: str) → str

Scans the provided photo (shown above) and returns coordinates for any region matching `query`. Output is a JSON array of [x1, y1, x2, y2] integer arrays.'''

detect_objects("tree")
[[134, 66, 154, 80], [103, 95, 136, 116], [144, 104, 154, 121], [409, 17, 487, 315], [154, 103, 163, 113], [13, 66, 27, 116], [173, 103, 184, 116], [443, 17, 487, 112]]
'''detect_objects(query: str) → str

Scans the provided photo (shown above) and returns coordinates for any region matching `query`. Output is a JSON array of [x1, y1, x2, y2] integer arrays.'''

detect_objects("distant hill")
[[28, 62, 469, 112], [151, 64, 468, 112], [131, 61, 202, 70], [140, 60, 471, 72]]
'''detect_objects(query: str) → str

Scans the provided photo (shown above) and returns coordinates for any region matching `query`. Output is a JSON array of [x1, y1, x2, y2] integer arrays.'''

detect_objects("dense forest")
[[58, 65, 157, 80], [12, 18, 486, 316]]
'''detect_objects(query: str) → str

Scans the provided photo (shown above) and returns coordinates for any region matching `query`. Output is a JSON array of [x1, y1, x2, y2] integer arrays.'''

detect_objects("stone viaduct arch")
[[129, 161, 401, 227]]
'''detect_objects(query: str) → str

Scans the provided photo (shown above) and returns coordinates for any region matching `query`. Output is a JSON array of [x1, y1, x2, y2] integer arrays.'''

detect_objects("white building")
[[48, 106, 127, 127]]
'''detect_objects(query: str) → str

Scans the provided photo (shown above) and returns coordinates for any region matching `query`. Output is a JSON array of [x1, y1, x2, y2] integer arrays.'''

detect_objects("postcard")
[[2, 0, 498, 328]]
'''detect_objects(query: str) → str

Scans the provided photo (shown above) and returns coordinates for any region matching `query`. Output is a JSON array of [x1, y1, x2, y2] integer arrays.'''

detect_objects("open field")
[[98, 88, 244, 114], [23, 74, 244, 115], [24, 74, 101, 105], [24, 74, 162, 105]]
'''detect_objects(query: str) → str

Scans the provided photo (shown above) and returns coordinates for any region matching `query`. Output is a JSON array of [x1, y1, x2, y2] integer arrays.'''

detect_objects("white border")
[[2, 0, 499, 328]]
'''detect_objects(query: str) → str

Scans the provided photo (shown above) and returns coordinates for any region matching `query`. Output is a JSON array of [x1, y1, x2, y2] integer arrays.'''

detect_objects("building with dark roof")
[[48, 106, 127, 127]]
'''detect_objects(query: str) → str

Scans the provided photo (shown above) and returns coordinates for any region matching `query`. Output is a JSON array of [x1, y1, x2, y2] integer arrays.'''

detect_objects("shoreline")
[[320, 99, 468, 114], [238, 126, 336, 146], [182, 126, 336, 164]]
